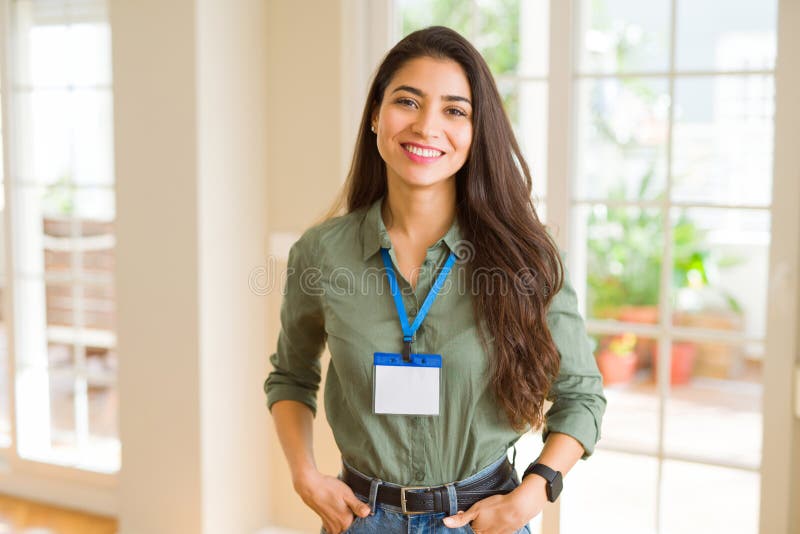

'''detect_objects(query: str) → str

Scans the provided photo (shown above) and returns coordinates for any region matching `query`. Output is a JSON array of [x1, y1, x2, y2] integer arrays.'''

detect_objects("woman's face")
[[372, 56, 473, 190]]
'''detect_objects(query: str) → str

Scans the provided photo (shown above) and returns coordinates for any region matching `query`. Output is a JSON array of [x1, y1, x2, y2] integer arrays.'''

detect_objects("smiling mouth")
[[402, 144, 444, 158]]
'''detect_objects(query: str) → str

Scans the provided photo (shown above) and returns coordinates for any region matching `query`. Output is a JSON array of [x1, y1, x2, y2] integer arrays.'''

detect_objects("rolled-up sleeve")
[[263, 230, 327, 416], [542, 270, 607, 459]]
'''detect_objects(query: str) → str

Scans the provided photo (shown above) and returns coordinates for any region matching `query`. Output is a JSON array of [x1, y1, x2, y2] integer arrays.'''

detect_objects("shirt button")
[[424, 259, 433, 268], [409, 307, 417, 316], [415, 471, 425, 481]]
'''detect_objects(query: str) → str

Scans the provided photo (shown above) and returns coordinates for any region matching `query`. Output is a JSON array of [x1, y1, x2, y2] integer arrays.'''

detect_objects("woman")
[[265, 26, 606, 534]]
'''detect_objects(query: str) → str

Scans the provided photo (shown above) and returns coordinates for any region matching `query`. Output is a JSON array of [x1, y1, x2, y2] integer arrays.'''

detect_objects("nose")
[[410, 106, 441, 138]]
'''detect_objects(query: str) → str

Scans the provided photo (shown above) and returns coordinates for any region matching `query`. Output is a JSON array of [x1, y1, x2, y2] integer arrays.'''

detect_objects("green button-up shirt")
[[264, 196, 606, 486]]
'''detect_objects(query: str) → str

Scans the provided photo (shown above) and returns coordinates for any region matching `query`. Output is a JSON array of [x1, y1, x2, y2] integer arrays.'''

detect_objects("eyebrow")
[[391, 84, 472, 106]]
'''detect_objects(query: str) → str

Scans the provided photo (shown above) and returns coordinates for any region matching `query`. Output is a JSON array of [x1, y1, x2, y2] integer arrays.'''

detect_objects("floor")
[[556, 367, 763, 534], [0, 494, 116, 534]]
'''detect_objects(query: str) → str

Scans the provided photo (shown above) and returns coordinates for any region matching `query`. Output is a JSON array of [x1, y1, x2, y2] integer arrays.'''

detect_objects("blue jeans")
[[321, 455, 533, 534]]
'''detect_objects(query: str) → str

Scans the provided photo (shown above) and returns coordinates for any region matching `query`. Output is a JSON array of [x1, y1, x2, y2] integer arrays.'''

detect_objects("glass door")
[[388, 1, 787, 532], [562, 1, 776, 533]]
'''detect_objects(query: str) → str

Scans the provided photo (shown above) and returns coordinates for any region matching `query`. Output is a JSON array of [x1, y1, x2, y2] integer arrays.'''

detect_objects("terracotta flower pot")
[[653, 342, 697, 385], [618, 305, 659, 324], [596, 350, 638, 385]]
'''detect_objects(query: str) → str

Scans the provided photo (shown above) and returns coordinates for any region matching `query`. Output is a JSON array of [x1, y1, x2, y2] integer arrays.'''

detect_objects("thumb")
[[344, 493, 371, 517], [443, 509, 477, 528]]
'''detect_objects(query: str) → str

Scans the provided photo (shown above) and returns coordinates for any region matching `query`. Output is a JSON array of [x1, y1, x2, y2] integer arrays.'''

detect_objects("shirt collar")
[[360, 196, 463, 261]]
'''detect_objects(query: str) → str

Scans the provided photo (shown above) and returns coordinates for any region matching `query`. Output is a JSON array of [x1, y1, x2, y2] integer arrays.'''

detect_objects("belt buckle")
[[400, 485, 430, 515]]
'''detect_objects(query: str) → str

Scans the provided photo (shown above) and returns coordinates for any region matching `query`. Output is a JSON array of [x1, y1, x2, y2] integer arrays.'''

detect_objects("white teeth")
[[404, 144, 443, 158]]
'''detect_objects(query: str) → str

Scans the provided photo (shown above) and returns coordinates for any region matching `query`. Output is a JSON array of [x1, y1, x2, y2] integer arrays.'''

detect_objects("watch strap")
[[525, 462, 558, 483], [522, 461, 563, 502]]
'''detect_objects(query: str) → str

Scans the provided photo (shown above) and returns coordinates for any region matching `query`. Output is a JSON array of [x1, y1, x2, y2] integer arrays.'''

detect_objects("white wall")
[[112, 0, 202, 530], [263, 1, 346, 532], [265, 1, 346, 231]]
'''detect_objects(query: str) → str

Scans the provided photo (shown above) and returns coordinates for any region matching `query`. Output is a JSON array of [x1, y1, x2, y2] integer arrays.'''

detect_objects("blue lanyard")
[[380, 247, 457, 362]]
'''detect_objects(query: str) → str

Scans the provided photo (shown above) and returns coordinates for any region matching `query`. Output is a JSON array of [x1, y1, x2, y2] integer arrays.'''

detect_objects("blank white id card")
[[373, 352, 442, 416]]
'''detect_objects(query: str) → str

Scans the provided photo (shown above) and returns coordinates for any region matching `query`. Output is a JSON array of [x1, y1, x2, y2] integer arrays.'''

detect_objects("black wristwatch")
[[522, 461, 563, 502]]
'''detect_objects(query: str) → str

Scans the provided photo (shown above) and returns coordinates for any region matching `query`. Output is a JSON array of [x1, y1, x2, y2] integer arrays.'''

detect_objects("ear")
[[370, 107, 379, 129]]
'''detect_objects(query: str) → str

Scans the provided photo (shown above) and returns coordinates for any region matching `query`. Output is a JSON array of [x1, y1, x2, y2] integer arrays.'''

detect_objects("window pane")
[[575, 205, 663, 324], [671, 76, 774, 206], [67, 22, 112, 87], [396, 0, 473, 38], [25, 189, 115, 276], [594, 334, 659, 453], [574, 78, 669, 201], [475, 0, 521, 75], [675, 0, 777, 72], [663, 340, 762, 468], [15, 17, 71, 87], [661, 460, 759, 534], [671, 208, 770, 340], [497, 77, 519, 129], [88, 365, 119, 472], [576, 0, 670, 74], [46, 281, 74, 327], [72, 90, 114, 187], [15, 89, 113, 187], [82, 283, 115, 331], [75, 187, 115, 221], [48, 341, 73, 368], [561, 449, 657, 534], [15, 90, 72, 185], [48, 368, 77, 463], [13, 1, 111, 87]]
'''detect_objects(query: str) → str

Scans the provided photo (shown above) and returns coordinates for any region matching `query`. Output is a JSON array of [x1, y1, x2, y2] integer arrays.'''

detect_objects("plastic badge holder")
[[373, 352, 442, 416]]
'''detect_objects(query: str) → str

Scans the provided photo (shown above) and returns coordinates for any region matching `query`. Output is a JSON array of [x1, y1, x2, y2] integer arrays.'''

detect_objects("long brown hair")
[[331, 26, 563, 431]]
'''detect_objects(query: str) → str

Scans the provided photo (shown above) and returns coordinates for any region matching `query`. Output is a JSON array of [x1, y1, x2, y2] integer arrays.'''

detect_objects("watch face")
[[550, 471, 563, 501]]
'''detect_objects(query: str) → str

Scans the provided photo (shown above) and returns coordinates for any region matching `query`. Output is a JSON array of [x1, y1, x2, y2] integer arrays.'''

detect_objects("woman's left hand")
[[442, 477, 547, 534]]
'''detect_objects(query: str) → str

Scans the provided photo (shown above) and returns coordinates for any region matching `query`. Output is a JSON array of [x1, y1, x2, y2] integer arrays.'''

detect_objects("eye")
[[396, 97, 418, 108], [446, 107, 468, 118]]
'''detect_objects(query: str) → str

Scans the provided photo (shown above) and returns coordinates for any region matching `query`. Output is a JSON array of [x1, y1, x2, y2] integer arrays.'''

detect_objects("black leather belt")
[[342, 459, 515, 515]]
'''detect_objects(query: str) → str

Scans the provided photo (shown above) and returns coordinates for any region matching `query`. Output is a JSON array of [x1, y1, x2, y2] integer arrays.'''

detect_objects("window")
[[394, 1, 778, 533], [3, 0, 118, 474], [566, 2, 774, 532]]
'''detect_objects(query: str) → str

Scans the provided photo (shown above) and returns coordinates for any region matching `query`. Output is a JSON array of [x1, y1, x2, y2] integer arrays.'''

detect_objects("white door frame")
[[760, 0, 800, 533]]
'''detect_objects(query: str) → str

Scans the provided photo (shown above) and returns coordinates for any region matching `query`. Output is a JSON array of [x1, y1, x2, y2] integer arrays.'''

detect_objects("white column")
[[195, 1, 271, 533], [112, 0, 270, 532]]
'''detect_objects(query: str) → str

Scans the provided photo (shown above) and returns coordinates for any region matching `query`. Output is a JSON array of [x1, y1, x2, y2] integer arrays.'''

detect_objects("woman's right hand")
[[294, 470, 371, 534]]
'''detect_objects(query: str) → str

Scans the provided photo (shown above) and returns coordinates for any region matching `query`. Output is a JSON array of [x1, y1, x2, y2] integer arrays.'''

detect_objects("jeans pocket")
[[344, 513, 369, 533]]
